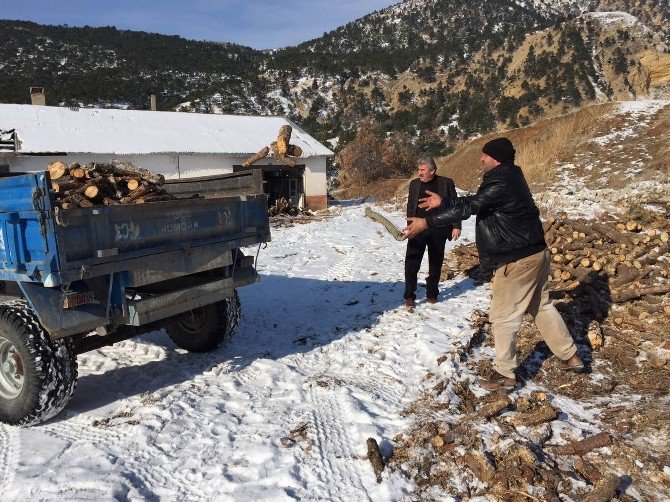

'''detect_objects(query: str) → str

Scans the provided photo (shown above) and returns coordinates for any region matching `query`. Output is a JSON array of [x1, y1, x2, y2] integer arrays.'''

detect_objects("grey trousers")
[[490, 248, 577, 379]]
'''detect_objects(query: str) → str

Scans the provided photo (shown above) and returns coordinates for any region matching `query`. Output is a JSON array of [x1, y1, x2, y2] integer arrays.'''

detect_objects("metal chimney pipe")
[[150, 94, 157, 111]]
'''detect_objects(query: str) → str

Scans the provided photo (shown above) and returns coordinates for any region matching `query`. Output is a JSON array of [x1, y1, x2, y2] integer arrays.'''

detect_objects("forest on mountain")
[[1, 0, 669, 182]]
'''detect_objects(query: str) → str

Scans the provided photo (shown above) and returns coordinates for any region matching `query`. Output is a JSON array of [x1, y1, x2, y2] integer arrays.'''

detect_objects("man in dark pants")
[[404, 157, 461, 309], [403, 138, 584, 390]]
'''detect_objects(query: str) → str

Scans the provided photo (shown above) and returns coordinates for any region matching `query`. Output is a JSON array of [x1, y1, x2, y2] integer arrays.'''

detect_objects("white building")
[[0, 104, 333, 209]]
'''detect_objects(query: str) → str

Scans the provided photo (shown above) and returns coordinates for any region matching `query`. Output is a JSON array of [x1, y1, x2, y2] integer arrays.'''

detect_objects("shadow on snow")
[[54, 274, 479, 418]]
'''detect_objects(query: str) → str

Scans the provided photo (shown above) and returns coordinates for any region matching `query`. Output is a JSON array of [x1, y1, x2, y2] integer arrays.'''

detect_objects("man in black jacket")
[[403, 138, 583, 390], [404, 157, 461, 309]]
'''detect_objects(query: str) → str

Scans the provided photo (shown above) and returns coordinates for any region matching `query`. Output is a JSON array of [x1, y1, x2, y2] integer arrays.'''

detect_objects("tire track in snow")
[[40, 418, 198, 500], [318, 245, 359, 282], [0, 424, 20, 491], [305, 386, 370, 501]]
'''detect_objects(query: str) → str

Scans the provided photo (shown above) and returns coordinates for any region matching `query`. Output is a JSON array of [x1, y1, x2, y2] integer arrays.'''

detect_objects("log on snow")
[[366, 438, 385, 483], [583, 474, 620, 502], [612, 283, 670, 303], [364, 206, 405, 241], [509, 404, 558, 427], [556, 432, 612, 455]]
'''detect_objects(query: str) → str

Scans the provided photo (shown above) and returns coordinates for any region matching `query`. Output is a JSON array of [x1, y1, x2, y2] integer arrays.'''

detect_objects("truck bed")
[[0, 170, 270, 287]]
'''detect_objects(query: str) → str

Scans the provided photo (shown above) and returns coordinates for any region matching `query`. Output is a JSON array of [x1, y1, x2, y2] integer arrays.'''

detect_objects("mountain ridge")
[[1, 0, 669, 163]]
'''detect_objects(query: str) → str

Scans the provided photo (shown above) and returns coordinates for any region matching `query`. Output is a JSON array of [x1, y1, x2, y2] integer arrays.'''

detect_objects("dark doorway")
[[234, 164, 304, 208]]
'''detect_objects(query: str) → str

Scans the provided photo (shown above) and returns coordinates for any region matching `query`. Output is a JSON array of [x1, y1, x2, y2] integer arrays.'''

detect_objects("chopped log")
[[84, 165, 103, 179], [592, 222, 634, 245], [575, 458, 603, 484], [273, 153, 296, 167], [612, 283, 670, 303], [556, 432, 611, 455], [108, 160, 165, 186], [366, 438, 385, 483], [71, 167, 87, 180], [479, 397, 512, 419], [120, 183, 151, 204], [286, 144, 302, 157], [276, 125, 292, 155], [84, 185, 106, 200], [464, 450, 495, 483], [625, 221, 639, 232], [102, 197, 120, 206], [62, 192, 94, 208], [242, 146, 270, 167], [583, 473, 620, 502], [47, 161, 68, 180], [125, 178, 140, 191], [509, 404, 558, 427], [52, 181, 83, 193]]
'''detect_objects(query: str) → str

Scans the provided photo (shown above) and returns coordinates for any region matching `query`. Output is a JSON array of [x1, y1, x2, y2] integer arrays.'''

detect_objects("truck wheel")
[[0, 300, 77, 426], [166, 291, 241, 353]]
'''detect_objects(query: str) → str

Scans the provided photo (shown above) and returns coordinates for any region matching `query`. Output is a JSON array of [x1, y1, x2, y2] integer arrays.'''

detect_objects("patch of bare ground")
[[332, 178, 409, 201], [545, 102, 670, 193], [433, 103, 619, 193], [387, 212, 670, 500]]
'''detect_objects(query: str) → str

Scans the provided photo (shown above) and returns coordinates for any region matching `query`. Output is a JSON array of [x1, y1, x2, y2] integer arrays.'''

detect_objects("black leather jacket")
[[426, 162, 546, 270]]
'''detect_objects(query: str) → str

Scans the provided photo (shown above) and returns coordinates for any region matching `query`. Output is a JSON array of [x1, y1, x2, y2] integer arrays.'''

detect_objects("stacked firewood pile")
[[47, 160, 175, 209], [445, 214, 670, 304], [268, 197, 300, 217], [543, 214, 669, 302]]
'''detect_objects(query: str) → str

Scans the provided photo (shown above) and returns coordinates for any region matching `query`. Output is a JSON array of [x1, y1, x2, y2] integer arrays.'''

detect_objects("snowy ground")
[[0, 203, 493, 501]]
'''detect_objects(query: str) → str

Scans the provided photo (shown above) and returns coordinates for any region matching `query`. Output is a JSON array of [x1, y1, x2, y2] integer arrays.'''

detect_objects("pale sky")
[[1, 0, 400, 49]]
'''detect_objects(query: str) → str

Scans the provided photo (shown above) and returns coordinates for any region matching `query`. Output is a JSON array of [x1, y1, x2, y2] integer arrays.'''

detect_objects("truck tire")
[[0, 300, 78, 426], [166, 291, 241, 353]]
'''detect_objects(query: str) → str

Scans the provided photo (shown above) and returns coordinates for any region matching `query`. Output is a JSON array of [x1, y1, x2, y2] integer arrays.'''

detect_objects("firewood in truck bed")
[[46, 161, 177, 209]]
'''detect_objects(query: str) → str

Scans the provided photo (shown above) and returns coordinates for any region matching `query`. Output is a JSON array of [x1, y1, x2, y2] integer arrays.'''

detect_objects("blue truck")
[[0, 169, 270, 425]]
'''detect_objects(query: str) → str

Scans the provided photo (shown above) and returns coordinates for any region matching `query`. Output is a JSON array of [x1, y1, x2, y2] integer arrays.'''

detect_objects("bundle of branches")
[[268, 197, 299, 217], [47, 160, 175, 209]]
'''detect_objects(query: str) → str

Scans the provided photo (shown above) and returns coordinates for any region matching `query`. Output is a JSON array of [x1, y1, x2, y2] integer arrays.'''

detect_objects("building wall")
[[4, 154, 181, 179], [303, 156, 328, 210]]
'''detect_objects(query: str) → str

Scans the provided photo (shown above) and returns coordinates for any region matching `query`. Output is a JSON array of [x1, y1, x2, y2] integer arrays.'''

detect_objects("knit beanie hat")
[[482, 137, 515, 163]]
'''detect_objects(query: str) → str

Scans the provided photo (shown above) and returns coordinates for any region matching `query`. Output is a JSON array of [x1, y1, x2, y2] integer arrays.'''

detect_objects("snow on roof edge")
[[0, 104, 334, 157]]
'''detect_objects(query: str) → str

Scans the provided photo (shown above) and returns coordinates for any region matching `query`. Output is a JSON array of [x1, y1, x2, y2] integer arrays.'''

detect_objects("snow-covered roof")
[[0, 104, 334, 157]]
